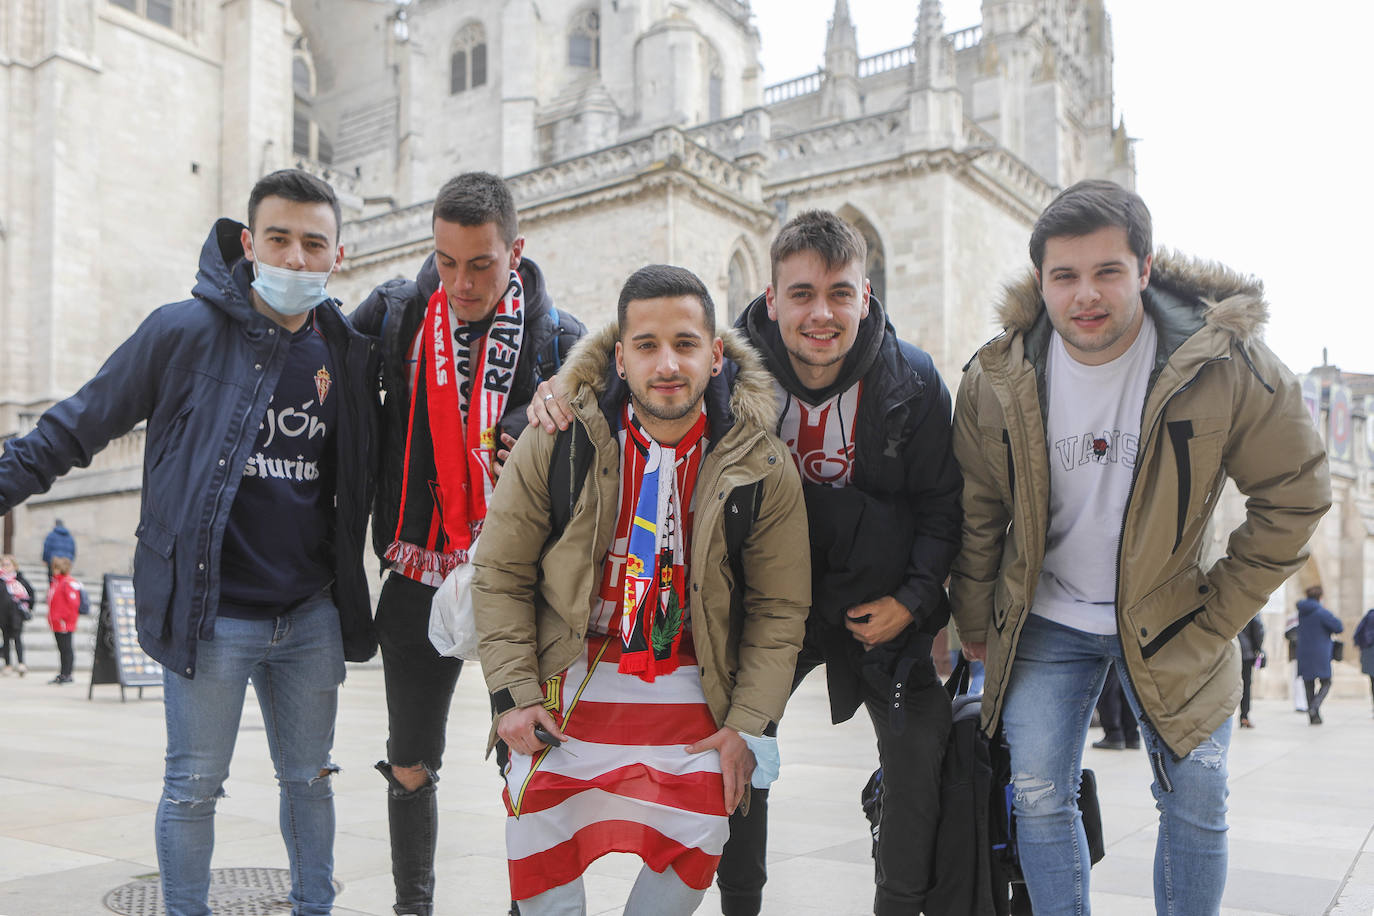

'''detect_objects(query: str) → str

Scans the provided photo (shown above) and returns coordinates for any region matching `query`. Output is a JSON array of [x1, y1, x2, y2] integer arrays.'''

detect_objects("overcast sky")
[[751, 1, 1373, 375]]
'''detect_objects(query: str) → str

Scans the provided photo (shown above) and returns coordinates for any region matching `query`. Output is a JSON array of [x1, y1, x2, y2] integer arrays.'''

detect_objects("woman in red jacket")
[[47, 556, 84, 684]]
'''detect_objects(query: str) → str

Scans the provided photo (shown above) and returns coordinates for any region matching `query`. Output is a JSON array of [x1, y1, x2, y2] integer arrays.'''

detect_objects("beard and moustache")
[[626, 372, 710, 424]]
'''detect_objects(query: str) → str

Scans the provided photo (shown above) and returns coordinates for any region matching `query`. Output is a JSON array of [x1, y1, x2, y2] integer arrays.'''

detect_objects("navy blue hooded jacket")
[[0, 219, 379, 677], [42, 523, 76, 563], [1296, 597, 1343, 680]]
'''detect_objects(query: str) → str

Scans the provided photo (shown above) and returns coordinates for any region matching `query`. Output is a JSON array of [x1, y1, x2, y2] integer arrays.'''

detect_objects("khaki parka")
[[472, 324, 810, 746], [949, 251, 1331, 755]]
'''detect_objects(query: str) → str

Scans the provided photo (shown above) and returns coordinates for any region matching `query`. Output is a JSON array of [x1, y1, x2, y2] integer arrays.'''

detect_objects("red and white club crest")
[[314, 366, 332, 404]]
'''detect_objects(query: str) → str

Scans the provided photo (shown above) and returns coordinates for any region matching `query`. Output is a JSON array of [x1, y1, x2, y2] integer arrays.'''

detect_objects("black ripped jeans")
[[374, 572, 465, 916]]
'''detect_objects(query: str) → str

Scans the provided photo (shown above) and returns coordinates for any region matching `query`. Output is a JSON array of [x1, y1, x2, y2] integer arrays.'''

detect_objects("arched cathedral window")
[[108, 0, 175, 30], [451, 22, 488, 94], [706, 44, 723, 121], [569, 8, 600, 70], [291, 45, 333, 165], [838, 207, 886, 306]]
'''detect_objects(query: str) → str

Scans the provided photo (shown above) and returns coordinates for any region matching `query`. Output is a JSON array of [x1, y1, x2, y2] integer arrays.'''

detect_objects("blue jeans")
[[1001, 614, 1231, 916], [950, 648, 985, 695], [155, 592, 346, 916]]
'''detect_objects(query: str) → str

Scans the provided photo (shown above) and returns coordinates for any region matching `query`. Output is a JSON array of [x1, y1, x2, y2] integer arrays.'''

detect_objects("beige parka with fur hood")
[[472, 323, 810, 745], [949, 252, 1331, 755]]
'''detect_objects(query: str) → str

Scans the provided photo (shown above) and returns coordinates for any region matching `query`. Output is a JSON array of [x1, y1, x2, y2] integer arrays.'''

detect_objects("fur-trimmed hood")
[[995, 249, 1268, 344], [557, 320, 779, 434]]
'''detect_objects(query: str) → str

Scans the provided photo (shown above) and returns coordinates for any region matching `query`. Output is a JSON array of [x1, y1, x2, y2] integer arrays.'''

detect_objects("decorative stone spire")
[[913, 0, 953, 89], [824, 0, 859, 75], [821, 0, 860, 121]]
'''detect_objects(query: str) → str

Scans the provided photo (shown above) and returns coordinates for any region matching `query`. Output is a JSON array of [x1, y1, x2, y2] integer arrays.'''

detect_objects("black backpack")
[[862, 657, 1104, 916]]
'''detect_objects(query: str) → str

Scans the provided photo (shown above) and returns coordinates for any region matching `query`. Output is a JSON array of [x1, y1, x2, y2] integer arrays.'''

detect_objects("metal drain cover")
[[104, 867, 342, 915]]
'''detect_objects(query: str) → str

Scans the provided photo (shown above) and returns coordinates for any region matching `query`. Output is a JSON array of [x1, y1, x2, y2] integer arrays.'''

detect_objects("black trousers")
[[374, 572, 465, 916], [0, 623, 23, 665], [1095, 662, 1139, 744], [1239, 661, 1255, 721], [716, 634, 951, 916], [54, 631, 73, 678], [1304, 677, 1332, 720]]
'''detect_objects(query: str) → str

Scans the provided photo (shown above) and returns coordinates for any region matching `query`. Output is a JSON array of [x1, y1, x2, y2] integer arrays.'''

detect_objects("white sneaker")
[[0, 666, 12, 676]]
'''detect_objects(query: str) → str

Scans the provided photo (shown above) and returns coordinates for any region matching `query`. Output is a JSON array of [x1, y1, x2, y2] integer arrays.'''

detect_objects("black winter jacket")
[[738, 293, 963, 722], [351, 254, 585, 564], [0, 220, 379, 677]]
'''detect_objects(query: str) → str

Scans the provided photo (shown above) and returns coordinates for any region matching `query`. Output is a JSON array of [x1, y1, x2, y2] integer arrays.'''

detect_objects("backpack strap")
[[723, 479, 763, 593], [548, 422, 594, 538]]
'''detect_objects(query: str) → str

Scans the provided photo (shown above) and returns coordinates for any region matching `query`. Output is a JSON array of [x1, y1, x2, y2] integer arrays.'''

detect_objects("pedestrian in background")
[[1296, 586, 1343, 725], [47, 556, 84, 684], [1353, 607, 1374, 717], [1091, 663, 1139, 750], [0, 554, 33, 676], [41, 519, 76, 580], [1237, 614, 1266, 728]]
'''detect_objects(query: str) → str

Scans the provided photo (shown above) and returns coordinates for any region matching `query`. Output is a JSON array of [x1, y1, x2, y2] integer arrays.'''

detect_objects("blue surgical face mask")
[[251, 259, 332, 317]]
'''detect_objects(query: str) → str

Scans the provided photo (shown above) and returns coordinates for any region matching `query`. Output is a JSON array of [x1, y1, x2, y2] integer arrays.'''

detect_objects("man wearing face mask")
[[0, 169, 378, 916]]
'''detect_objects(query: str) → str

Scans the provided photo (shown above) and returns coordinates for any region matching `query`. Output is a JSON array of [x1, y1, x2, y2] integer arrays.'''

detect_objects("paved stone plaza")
[[1, 654, 1371, 916]]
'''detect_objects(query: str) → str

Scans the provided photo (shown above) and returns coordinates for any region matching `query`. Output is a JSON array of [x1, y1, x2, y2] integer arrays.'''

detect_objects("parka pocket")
[[977, 429, 1015, 507], [1165, 420, 1226, 554], [1129, 565, 1218, 660], [133, 517, 177, 638]]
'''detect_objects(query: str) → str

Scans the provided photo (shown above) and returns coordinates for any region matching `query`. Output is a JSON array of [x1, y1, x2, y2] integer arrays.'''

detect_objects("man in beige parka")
[[950, 180, 1330, 916], [473, 264, 809, 915]]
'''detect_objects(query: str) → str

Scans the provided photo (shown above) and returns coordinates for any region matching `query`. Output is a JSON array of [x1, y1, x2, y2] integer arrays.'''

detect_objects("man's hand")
[[491, 432, 517, 480], [962, 641, 987, 662], [844, 596, 914, 649], [525, 378, 574, 434], [686, 726, 755, 814], [497, 704, 565, 757]]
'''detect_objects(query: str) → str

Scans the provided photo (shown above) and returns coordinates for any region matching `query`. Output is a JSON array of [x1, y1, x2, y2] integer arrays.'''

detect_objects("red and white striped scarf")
[[386, 272, 525, 583], [591, 403, 708, 681]]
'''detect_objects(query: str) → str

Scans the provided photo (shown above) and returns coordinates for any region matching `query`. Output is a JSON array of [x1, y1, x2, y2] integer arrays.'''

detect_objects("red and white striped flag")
[[503, 633, 728, 901]]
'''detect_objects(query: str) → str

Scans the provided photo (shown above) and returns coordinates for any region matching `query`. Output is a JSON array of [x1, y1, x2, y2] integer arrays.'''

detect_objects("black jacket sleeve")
[[890, 344, 963, 629]]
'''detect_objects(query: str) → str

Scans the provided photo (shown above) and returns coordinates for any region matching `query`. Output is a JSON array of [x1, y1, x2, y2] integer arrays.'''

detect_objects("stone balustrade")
[[763, 70, 822, 105], [684, 108, 770, 161], [950, 24, 983, 52], [858, 45, 915, 79]]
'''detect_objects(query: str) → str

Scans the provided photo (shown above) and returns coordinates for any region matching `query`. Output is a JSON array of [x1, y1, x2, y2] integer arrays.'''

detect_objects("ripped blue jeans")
[[1001, 614, 1230, 916], [156, 592, 346, 916]]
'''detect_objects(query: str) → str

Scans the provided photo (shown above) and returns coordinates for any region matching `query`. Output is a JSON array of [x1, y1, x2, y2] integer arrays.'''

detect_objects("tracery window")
[[108, 0, 174, 29], [451, 22, 488, 94], [569, 8, 600, 70]]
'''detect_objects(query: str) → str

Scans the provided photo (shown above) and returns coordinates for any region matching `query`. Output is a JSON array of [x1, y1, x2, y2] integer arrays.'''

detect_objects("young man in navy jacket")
[[0, 169, 377, 916]]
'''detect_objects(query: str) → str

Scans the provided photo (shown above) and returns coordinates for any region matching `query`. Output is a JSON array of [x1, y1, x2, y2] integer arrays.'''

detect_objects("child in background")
[[0, 554, 34, 676], [47, 556, 85, 684]]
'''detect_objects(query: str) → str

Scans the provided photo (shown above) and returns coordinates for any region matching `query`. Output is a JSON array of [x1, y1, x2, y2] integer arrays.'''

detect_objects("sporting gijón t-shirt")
[[219, 314, 338, 618]]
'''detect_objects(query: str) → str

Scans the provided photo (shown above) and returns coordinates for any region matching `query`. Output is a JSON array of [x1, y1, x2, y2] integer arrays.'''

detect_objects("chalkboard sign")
[[88, 574, 162, 701]]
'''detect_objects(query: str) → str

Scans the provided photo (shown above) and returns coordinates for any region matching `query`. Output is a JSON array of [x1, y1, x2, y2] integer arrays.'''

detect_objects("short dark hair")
[[433, 172, 519, 246], [617, 264, 716, 337], [1306, 585, 1324, 600], [1029, 179, 1152, 274], [769, 210, 867, 286], [247, 169, 342, 242]]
